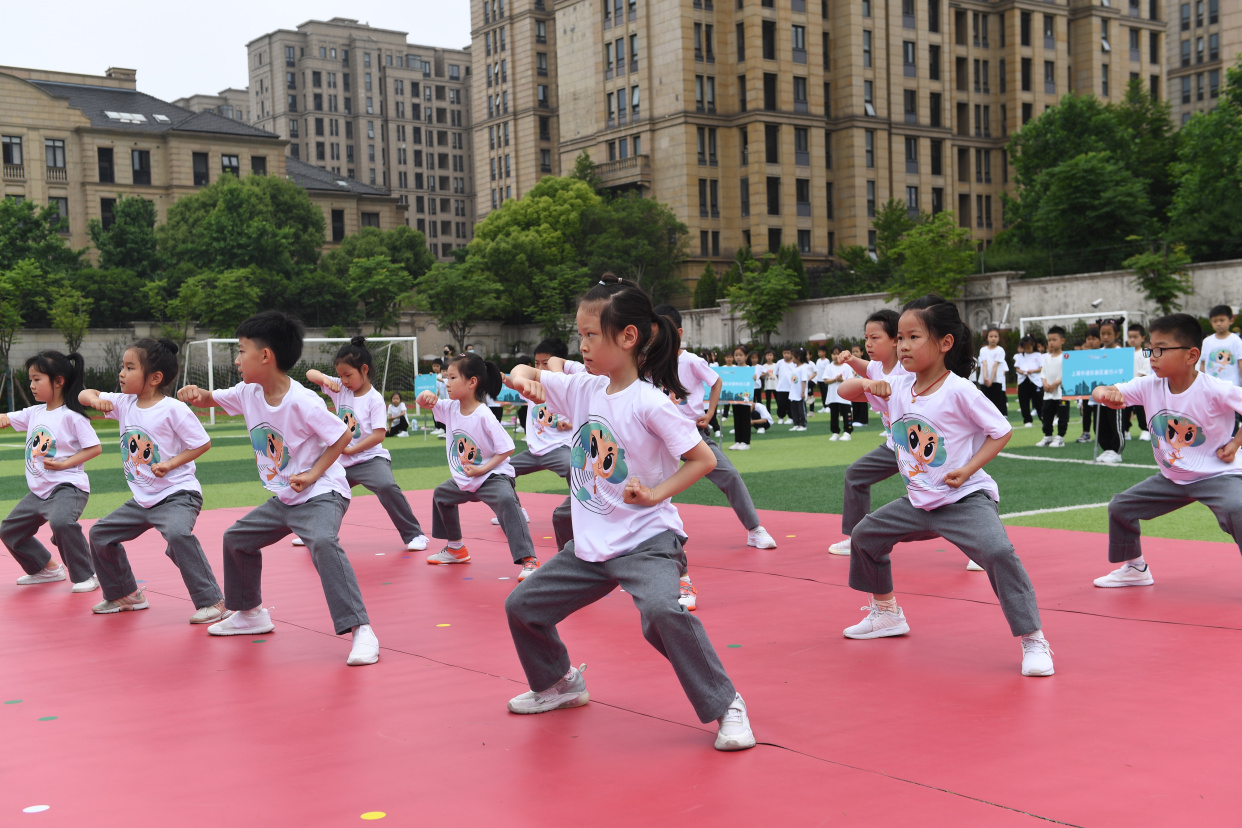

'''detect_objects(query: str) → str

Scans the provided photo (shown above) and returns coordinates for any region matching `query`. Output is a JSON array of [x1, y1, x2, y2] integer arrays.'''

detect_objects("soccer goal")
[[181, 337, 419, 426], [1019, 311, 1148, 346]]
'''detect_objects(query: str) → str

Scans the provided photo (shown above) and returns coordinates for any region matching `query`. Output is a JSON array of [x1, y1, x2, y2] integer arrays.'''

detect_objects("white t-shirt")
[[1117, 372, 1242, 484], [1014, 352, 1043, 385], [387, 401, 408, 423], [866, 373, 1012, 510], [522, 392, 575, 456], [100, 393, 208, 508], [317, 380, 390, 467], [820, 362, 854, 405], [673, 350, 720, 423], [760, 363, 778, 390], [752, 403, 774, 425], [752, 363, 763, 389], [1041, 352, 1065, 401], [213, 381, 351, 505], [866, 359, 910, 448], [1132, 349, 1151, 378], [814, 358, 830, 382], [789, 363, 813, 401], [434, 374, 448, 398], [978, 345, 1008, 383], [1202, 333, 1242, 386], [775, 359, 796, 393], [432, 398, 516, 492], [563, 360, 587, 375], [7, 404, 100, 498], [540, 371, 702, 562]]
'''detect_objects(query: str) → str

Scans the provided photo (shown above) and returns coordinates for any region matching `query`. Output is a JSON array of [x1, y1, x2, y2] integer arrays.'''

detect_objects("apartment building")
[[247, 18, 475, 259], [1166, 0, 1239, 123], [172, 88, 252, 123]]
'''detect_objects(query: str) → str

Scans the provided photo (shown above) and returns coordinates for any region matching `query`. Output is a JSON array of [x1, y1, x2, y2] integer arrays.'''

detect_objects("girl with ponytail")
[[837, 295, 1056, 678], [502, 273, 756, 752], [79, 338, 230, 621], [0, 350, 103, 593]]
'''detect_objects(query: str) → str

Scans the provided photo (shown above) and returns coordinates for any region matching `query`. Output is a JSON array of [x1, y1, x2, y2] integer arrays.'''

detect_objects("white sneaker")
[[396, 431, 409, 438], [733, 443, 750, 450], [757, 428, 766, 434], [407, 535, 430, 551], [789, 425, 800, 432], [828, 537, 851, 556], [829, 433, 840, 441], [435, 431, 447, 439], [843, 599, 910, 639], [747, 526, 777, 549], [208, 607, 275, 636], [678, 579, 698, 610], [292, 537, 306, 547], [1035, 436, 1052, 447], [189, 601, 232, 625], [853, 421, 866, 428], [729, 428, 736, 434], [1050, 436, 1066, 448], [508, 664, 589, 714], [840, 432, 852, 441], [427, 545, 471, 564], [1023, 422, 1033, 428], [966, 559, 985, 571], [71, 574, 100, 593], [1020, 634, 1055, 676], [515, 426, 525, 434], [728, 442, 741, 450], [347, 624, 380, 666], [491, 508, 531, 526], [1096, 450, 1123, 465], [714, 693, 756, 751], [92, 589, 149, 614], [1093, 561, 1154, 588], [1139, 430, 1151, 441], [16, 565, 66, 585]]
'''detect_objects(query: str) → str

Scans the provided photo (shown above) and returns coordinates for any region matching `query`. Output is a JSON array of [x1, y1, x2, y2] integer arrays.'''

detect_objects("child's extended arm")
[[838, 378, 890, 403], [0, 413, 9, 429], [415, 390, 439, 409], [306, 369, 340, 393], [177, 386, 218, 408], [463, 448, 514, 478], [943, 432, 1011, 488], [623, 441, 717, 506], [698, 376, 722, 430], [42, 444, 103, 472], [508, 365, 546, 403], [151, 443, 211, 478], [79, 389, 113, 413], [289, 431, 351, 493], [845, 354, 870, 376], [345, 428, 385, 456], [1091, 385, 1127, 410]]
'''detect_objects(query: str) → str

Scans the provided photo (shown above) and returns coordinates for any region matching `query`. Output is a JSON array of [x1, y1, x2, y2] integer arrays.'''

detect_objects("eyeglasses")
[[1142, 346, 1192, 358]]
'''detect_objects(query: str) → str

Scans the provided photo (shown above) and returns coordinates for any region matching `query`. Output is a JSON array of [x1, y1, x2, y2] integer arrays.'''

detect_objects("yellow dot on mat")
[[361, 813, 387, 821], [786, 535, 797, 538], [543, 536, 552, 539], [436, 623, 450, 627]]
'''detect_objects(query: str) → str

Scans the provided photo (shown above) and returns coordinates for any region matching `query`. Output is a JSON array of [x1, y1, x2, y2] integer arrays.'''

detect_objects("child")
[[300, 337, 430, 552], [1092, 313, 1242, 586], [387, 392, 410, 438], [416, 353, 540, 579], [850, 345, 870, 426], [177, 311, 379, 666], [837, 296, 1054, 677], [813, 346, 831, 415], [1036, 326, 1070, 448], [1094, 320, 1126, 464], [760, 350, 778, 411], [81, 339, 228, 621], [775, 347, 795, 424], [505, 276, 755, 751], [1014, 336, 1044, 427], [820, 349, 855, 441], [977, 326, 1009, 415], [1077, 326, 1102, 443], [493, 337, 577, 529], [730, 347, 754, 450], [1199, 305, 1242, 435], [750, 400, 774, 432], [1125, 323, 1152, 442], [0, 351, 101, 592], [430, 359, 447, 437], [788, 348, 810, 431]]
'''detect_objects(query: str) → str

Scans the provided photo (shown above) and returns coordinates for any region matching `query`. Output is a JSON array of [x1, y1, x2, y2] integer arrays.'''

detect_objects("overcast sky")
[[5, 1, 472, 103]]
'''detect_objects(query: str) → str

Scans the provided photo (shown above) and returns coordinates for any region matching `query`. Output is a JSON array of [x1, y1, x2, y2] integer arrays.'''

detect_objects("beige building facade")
[[246, 18, 476, 260], [1166, 0, 1239, 123], [172, 88, 253, 123]]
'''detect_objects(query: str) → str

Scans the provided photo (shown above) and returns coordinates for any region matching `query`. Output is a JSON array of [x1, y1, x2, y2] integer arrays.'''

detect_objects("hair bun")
[[158, 338, 179, 355], [350, 335, 367, 347]]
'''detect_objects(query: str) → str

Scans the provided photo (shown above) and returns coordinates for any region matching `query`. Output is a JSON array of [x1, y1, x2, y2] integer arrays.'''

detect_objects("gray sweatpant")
[[344, 457, 424, 543], [510, 445, 572, 479], [505, 530, 738, 723], [1, 484, 93, 583], [692, 431, 761, 532], [431, 474, 535, 563], [1108, 472, 1242, 562], [222, 493, 368, 636], [89, 491, 223, 607], [850, 492, 1042, 636], [841, 443, 900, 535]]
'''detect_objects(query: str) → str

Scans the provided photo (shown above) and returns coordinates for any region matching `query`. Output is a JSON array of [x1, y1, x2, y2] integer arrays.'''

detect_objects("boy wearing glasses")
[[1091, 314, 1242, 588]]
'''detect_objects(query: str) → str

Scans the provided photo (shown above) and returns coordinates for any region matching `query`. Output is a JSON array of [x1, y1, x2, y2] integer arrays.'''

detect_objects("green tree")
[[1123, 240, 1194, 315], [145, 277, 206, 348], [413, 263, 505, 354], [887, 211, 977, 302], [319, 225, 435, 284], [693, 263, 719, 309], [188, 269, 262, 338], [873, 198, 919, 271], [290, 269, 354, 328], [1027, 152, 1152, 253], [67, 267, 149, 329], [726, 256, 799, 345], [348, 255, 414, 334], [582, 193, 688, 304], [87, 195, 159, 279], [0, 199, 83, 275], [1113, 77, 1179, 220], [570, 150, 602, 192], [43, 285, 93, 354], [720, 247, 753, 294], [773, 244, 810, 300], [0, 259, 41, 393]]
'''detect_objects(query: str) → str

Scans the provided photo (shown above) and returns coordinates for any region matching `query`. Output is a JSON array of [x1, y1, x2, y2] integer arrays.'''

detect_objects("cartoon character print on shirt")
[[249, 423, 292, 488], [448, 432, 482, 475], [1207, 347, 1236, 378], [339, 406, 362, 441], [531, 403, 561, 436], [120, 429, 162, 486], [1148, 410, 1207, 470], [568, 418, 629, 515], [25, 426, 56, 477], [891, 415, 949, 485]]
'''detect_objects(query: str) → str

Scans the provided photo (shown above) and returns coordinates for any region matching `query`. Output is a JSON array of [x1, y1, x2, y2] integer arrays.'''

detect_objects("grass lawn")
[[0, 403, 1231, 545]]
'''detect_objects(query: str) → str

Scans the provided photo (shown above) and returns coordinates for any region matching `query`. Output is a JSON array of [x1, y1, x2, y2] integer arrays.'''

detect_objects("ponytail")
[[648, 312, 688, 399], [588, 277, 687, 398], [901, 295, 977, 379], [25, 350, 87, 415]]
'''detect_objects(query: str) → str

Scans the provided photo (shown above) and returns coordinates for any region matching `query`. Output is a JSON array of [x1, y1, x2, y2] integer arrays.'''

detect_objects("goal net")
[[181, 337, 419, 426], [1018, 310, 1149, 347]]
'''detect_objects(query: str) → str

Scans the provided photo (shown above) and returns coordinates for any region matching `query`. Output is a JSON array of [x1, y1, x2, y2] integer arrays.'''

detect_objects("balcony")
[[594, 154, 652, 189], [2, 164, 24, 181], [46, 166, 68, 183]]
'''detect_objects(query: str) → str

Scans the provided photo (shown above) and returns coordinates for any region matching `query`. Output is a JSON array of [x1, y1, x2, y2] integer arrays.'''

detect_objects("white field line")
[[999, 502, 1112, 519], [996, 451, 1155, 470]]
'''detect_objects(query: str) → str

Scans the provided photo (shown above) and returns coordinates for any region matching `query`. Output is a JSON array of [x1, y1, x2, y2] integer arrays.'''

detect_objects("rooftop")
[[285, 157, 392, 196]]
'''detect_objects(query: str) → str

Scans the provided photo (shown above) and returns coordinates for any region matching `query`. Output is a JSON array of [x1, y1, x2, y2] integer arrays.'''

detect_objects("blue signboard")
[[1060, 348, 1134, 398], [494, 386, 523, 403], [710, 366, 759, 404], [414, 374, 438, 398]]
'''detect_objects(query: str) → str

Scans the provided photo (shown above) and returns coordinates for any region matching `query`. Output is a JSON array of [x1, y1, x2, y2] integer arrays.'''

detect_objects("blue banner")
[[711, 366, 758, 404], [414, 374, 437, 398], [494, 386, 523, 404], [1060, 349, 1134, 398]]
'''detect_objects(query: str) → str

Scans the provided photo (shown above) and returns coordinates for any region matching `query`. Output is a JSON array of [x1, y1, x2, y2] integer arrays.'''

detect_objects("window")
[[631, 85, 641, 118], [1021, 57, 1032, 92], [45, 139, 66, 169], [865, 130, 874, 168], [706, 25, 715, 62], [1181, 75, 1192, 104], [929, 44, 940, 80], [930, 91, 942, 127], [1196, 36, 1203, 63], [1045, 60, 1055, 93], [823, 81, 830, 116], [766, 176, 781, 215], [793, 76, 807, 112], [2, 135, 22, 167], [191, 152, 209, 186], [796, 178, 811, 216], [1150, 31, 1160, 65], [740, 177, 750, 217], [1102, 63, 1109, 97], [1020, 11, 1031, 46], [1209, 0, 1219, 23], [536, 20, 547, 42], [47, 197, 68, 232], [537, 52, 548, 76], [905, 136, 918, 173], [763, 73, 777, 110], [96, 147, 113, 183], [903, 40, 916, 75], [866, 180, 876, 218], [101, 198, 116, 230], [1209, 69, 1220, 98], [1181, 39, 1191, 67], [794, 127, 809, 165], [1196, 71, 1204, 101], [286, 46, 295, 66], [538, 85, 549, 107], [696, 76, 705, 111], [797, 229, 811, 254], [929, 0, 939, 32], [904, 89, 917, 123], [762, 20, 776, 60], [863, 30, 872, 67], [706, 76, 717, 112], [765, 123, 779, 163], [930, 139, 942, 176], [1209, 33, 1219, 62], [792, 25, 806, 62], [130, 149, 150, 185], [824, 129, 832, 168], [864, 81, 875, 117], [1196, 0, 1204, 26], [699, 179, 708, 216]]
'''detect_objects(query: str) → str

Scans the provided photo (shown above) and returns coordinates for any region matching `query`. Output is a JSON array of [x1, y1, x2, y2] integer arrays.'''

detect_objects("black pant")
[[776, 391, 790, 420], [1097, 405, 1123, 452], [1040, 399, 1069, 437], [490, 406, 504, 422], [732, 404, 752, 444], [1081, 401, 1095, 435], [830, 402, 854, 434], [814, 382, 828, 413], [790, 399, 807, 427], [517, 405, 528, 429], [1123, 405, 1148, 434], [386, 416, 409, 437], [761, 387, 776, 409], [1017, 381, 1043, 424], [980, 381, 1008, 415], [707, 410, 720, 434]]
